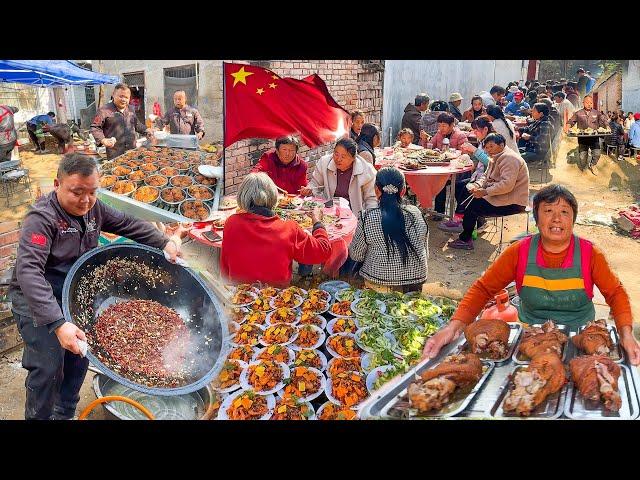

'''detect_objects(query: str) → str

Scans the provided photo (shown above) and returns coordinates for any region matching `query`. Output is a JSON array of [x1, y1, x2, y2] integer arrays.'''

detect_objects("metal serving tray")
[[569, 324, 625, 364], [512, 324, 570, 365], [358, 340, 494, 420], [489, 365, 568, 419], [154, 134, 199, 149], [564, 364, 639, 420], [456, 323, 522, 366]]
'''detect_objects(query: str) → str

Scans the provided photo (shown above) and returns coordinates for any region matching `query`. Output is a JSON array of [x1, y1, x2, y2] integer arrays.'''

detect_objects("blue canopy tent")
[[0, 60, 119, 86]]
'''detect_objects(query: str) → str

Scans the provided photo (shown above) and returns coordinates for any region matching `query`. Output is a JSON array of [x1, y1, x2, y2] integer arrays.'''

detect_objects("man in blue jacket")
[[27, 111, 55, 152], [504, 91, 530, 117], [629, 113, 640, 149]]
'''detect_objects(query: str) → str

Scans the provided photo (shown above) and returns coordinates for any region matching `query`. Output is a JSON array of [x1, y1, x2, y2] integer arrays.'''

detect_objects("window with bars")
[[85, 86, 95, 106], [123, 72, 145, 87]]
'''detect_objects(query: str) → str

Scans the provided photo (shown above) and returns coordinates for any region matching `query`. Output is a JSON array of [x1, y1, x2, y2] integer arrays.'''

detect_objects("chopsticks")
[[459, 194, 474, 209], [276, 186, 289, 195]]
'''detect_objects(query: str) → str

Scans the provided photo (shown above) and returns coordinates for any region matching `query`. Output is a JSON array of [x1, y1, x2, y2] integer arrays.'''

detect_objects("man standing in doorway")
[[157, 91, 205, 139]]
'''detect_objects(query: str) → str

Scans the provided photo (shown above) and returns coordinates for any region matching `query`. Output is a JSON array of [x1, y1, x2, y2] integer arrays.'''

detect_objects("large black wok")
[[62, 243, 228, 396]]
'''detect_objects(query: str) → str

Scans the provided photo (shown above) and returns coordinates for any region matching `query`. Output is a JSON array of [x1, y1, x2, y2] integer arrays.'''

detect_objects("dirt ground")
[[1, 137, 639, 419]]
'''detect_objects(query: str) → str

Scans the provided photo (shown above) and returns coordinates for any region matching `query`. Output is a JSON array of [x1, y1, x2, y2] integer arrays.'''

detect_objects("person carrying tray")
[[422, 184, 640, 365], [8, 154, 182, 420], [567, 95, 609, 172]]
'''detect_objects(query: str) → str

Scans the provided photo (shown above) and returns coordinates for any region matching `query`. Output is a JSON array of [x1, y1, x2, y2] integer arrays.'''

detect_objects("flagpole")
[[222, 61, 226, 198]]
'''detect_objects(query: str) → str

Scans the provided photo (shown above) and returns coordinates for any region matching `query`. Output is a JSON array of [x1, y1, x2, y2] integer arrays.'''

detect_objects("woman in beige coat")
[[448, 132, 530, 251], [300, 137, 377, 215]]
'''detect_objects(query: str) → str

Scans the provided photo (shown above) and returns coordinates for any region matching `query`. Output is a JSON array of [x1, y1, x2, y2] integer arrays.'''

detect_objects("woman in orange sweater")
[[423, 184, 640, 364], [220, 173, 331, 287]]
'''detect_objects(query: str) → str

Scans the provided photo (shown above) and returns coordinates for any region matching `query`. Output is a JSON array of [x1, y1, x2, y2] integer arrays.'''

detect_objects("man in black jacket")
[[9, 154, 181, 419], [401, 93, 430, 141]]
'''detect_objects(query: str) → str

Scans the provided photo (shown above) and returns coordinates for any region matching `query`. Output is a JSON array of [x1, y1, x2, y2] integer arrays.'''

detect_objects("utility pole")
[[97, 60, 105, 108]]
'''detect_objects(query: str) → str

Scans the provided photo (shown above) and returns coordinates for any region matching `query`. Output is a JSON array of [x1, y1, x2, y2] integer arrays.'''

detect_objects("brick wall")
[[593, 72, 622, 114], [0, 221, 20, 274], [223, 60, 385, 194]]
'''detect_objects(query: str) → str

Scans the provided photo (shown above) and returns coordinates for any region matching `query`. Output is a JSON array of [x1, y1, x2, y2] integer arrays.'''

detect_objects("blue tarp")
[[0, 60, 119, 86]]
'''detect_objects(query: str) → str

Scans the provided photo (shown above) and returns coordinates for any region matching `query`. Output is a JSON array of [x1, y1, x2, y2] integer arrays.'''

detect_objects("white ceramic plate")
[[216, 389, 275, 420], [239, 361, 290, 395]]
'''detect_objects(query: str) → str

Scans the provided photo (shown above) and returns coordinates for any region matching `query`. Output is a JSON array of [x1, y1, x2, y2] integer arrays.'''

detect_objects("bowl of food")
[[159, 167, 179, 177], [298, 312, 327, 330], [259, 323, 298, 346], [270, 396, 315, 420], [226, 344, 255, 363], [231, 290, 257, 307], [292, 349, 328, 372], [326, 317, 359, 335], [354, 326, 398, 354], [127, 170, 146, 184], [217, 389, 275, 420], [249, 296, 273, 313], [329, 301, 354, 318], [252, 344, 295, 365], [187, 185, 215, 202], [239, 360, 289, 395], [334, 287, 361, 303], [351, 298, 386, 316], [111, 180, 136, 196], [144, 174, 169, 188], [171, 175, 194, 188], [327, 356, 362, 377], [112, 165, 132, 178], [140, 163, 158, 173], [269, 291, 304, 310], [306, 288, 331, 303], [291, 324, 326, 351], [325, 371, 369, 409], [180, 200, 211, 221], [258, 286, 280, 299], [174, 161, 190, 172], [365, 364, 398, 394], [300, 295, 330, 315], [316, 401, 358, 420], [325, 333, 362, 358], [160, 187, 187, 206], [266, 307, 300, 326], [240, 310, 268, 325], [194, 173, 217, 186], [279, 366, 325, 402], [133, 186, 160, 204], [212, 359, 247, 393], [100, 175, 117, 189], [230, 323, 264, 347]]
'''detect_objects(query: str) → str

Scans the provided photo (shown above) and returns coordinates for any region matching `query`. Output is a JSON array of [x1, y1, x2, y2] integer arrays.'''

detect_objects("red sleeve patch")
[[31, 233, 47, 246]]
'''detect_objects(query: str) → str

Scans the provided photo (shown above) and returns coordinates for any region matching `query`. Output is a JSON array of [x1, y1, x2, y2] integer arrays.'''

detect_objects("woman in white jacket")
[[300, 137, 377, 216], [486, 105, 520, 154]]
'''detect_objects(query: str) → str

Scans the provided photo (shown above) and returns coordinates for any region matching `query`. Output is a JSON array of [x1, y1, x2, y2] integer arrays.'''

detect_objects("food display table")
[[189, 197, 358, 277], [359, 320, 640, 420]]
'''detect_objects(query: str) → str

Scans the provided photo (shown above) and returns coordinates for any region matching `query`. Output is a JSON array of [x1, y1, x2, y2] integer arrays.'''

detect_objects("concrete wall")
[[623, 60, 640, 113], [95, 60, 224, 143], [382, 60, 527, 144]]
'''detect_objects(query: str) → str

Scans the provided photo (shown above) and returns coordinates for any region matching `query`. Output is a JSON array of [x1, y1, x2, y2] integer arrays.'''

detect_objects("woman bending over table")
[[220, 173, 331, 287]]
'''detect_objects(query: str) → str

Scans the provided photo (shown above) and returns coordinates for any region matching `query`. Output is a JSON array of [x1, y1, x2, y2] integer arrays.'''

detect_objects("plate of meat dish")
[[217, 389, 275, 420], [458, 318, 521, 365], [512, 320, 569, 364], [564, 356, 639, 419], [570, 319, 624, 363]]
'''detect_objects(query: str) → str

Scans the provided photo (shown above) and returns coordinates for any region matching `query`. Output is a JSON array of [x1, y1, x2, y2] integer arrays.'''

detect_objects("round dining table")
[[188, 196, 358, 277], [375, 156, 474, 219]]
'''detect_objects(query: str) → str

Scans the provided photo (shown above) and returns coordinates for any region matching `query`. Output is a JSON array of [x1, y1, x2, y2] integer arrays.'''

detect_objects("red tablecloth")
[[375, 159, 474, 209], [188, 197, 357, 277]]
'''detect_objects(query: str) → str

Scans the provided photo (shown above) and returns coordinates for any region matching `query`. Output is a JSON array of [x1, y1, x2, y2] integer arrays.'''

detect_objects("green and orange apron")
[[515, 234, 595, 330]]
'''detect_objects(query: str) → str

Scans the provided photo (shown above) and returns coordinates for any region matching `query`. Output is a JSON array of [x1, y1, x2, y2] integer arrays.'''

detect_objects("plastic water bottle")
[[442, 137, 450, 152], [472, 229, 478, 240]]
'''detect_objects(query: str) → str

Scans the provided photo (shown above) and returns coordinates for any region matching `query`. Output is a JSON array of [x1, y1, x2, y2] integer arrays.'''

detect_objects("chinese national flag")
[[224, 62, 350, 148]]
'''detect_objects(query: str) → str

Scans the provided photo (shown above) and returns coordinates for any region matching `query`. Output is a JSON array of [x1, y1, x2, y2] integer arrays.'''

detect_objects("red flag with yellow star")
[[224, 62, 351, 148]]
